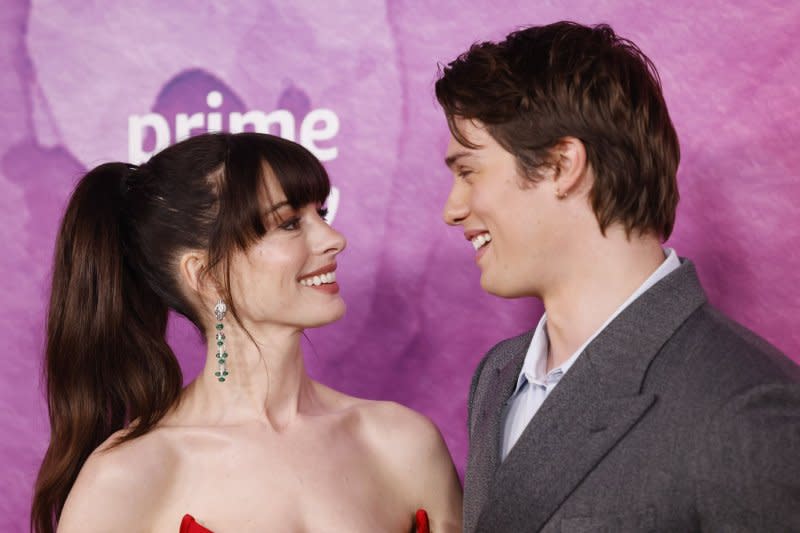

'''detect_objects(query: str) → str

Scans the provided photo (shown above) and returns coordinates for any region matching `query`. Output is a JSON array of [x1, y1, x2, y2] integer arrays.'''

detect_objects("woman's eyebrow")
[[264, 201, 290, 216]]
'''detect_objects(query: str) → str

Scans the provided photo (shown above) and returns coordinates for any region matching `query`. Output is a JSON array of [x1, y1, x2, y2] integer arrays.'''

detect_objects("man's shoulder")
[[675, 303, 799, 386], [645, 301, 800, 428], [674, 307, 800, 528]]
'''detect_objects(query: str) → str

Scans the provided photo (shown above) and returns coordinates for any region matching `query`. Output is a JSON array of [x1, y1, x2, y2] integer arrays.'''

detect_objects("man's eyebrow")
[[264, 201, 291, 216], [444, 151, 474, 169]]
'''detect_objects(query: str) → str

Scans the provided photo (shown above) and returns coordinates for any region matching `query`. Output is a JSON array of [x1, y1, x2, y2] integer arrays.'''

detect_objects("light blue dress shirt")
[[500, 249, 682, 460]]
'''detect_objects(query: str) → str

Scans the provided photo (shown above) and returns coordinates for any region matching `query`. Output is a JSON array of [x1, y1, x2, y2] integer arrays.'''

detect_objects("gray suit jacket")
[[464, 261, 800, 532]]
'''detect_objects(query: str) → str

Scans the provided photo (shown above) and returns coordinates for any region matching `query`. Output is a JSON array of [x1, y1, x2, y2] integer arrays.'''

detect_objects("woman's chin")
[[303, 302, 347, 329]]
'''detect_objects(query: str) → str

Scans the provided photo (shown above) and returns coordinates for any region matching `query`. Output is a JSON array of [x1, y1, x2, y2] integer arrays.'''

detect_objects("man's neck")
[[542, 229, 666, 371]]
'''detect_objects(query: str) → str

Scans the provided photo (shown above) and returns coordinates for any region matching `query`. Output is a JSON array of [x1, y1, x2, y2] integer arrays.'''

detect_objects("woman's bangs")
[[262, 141, 331, 210]]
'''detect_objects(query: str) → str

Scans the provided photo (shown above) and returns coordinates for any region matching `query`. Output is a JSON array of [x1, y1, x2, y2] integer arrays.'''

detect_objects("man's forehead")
[[444, 120, 489, 167], [444, 143, 479, 169]]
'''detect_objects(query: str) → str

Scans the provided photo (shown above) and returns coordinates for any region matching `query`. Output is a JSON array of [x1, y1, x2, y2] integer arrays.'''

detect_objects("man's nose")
[[443, 181, 469, 226]]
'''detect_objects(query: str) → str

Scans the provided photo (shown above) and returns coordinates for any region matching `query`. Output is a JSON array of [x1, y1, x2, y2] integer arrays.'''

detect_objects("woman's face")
[[227, 173, 346, 332]]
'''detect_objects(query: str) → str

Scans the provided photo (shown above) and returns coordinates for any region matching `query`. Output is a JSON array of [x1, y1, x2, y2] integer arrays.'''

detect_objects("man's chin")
[[480, 274, 528, 299]]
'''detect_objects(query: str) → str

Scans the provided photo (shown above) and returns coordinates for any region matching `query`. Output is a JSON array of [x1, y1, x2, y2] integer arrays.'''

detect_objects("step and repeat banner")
[[1, 0, 798, 528]]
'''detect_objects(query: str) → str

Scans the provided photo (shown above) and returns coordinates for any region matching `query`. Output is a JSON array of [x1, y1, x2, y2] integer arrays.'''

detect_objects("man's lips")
[[464, 229, 492, 253], [464, 229, 489, 241]]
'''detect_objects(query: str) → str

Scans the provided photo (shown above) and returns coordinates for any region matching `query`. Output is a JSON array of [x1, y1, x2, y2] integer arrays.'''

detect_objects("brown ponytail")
[[30, 163, 183, 533]]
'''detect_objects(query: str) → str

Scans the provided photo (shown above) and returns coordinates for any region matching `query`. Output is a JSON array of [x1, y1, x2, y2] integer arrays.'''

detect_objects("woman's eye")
[[279, 217, 301, 231]]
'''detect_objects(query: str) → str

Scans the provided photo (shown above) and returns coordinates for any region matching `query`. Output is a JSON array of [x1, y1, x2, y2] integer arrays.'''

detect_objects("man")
[[436, 22, 799, 532]]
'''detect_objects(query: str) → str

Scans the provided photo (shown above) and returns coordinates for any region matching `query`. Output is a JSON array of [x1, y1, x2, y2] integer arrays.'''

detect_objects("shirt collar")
[[512, 248, 681, 395]]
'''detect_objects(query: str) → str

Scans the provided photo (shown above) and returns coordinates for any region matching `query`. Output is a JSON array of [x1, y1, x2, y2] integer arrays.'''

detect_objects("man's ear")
[[552, 136, 589, 198], [178, 250, 214, 297]]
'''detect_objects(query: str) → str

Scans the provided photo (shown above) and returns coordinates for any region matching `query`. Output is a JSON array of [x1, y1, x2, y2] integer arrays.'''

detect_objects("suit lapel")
[[476, 357, 656, 531], [463, 333, 529, 531], [473, 260, 707, 531]]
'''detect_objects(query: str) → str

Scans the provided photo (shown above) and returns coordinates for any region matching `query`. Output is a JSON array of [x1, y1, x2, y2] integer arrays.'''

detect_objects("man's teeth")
[[471, 233, 492, 251], [300, 271, 337, 287]]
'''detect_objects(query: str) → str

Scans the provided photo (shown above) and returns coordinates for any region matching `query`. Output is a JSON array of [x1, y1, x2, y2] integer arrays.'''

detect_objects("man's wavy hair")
[[435, 21, 680, 239]]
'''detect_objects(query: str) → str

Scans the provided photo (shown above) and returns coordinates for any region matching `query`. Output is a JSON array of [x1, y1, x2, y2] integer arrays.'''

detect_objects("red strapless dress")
[[180, 509, 430, 532], [180, 515, 212, 533]]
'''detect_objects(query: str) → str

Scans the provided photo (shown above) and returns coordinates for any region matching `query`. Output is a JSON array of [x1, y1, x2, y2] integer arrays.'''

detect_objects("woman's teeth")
[[300, 271, 337, 287], [471, 233, 492, 251]]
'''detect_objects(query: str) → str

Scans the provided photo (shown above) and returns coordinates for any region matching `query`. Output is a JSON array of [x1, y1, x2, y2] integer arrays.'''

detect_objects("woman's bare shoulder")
[[316, 386, 460, 480], [359, 400, 442, 443], [315, 384, 443, 447], [339, 398, 451, 473], [350, 399, 464, 531], [57, 428, 177, 532]]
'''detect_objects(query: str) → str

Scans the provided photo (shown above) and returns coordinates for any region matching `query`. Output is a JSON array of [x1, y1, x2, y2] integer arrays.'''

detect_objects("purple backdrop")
[[2, 1, 799, 530]]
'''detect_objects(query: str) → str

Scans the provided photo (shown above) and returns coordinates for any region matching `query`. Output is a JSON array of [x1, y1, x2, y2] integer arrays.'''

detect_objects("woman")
[[31, 132, 462, 532]]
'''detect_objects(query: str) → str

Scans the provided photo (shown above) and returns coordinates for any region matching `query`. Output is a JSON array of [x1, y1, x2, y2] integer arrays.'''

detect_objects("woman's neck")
[[178, 324, 320, 430]]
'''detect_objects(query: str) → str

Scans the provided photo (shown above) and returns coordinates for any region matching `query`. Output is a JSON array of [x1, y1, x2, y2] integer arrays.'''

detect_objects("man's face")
[[442, 118, 563, 298]]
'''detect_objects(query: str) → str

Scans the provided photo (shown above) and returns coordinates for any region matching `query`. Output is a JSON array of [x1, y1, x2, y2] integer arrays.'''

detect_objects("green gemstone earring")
[[213, 299, 229, 382]]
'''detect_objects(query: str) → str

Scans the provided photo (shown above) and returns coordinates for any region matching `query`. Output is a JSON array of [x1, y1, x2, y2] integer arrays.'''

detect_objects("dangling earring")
[[213, 299, 229, 382]]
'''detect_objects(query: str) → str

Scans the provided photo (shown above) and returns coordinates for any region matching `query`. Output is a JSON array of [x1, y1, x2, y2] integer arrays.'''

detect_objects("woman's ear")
[[178, 250, 214, 298]]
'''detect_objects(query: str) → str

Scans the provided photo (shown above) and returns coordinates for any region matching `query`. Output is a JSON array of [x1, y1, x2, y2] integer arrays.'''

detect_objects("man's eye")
[[458, 169, 473, 180]]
